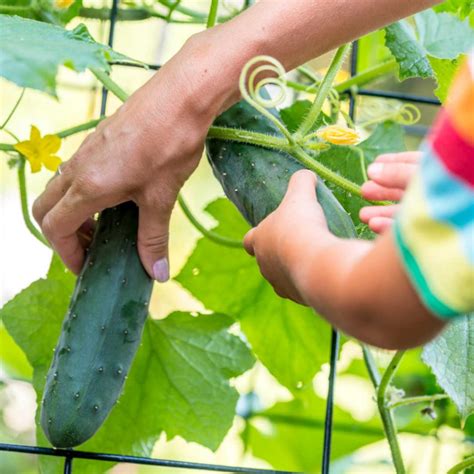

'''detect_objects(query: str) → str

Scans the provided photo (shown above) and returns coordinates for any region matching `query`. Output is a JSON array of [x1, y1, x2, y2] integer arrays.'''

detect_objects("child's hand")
[[243, 170, 332, 304], [360, 152, 420, 233]]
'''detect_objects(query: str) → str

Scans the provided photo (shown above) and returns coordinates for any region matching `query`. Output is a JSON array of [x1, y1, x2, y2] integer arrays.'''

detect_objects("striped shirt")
[[394, 52, 474, 319]]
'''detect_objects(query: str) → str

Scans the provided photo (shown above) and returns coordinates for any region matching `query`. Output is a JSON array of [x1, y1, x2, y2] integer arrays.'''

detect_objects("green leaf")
[[384, 9, 473, 82], [176, 198, 332, 391], [280, 100, 329, 133], [415, 10, 474, 59], [358, 121, 407, 165], [246, 392, 382, 471], [1, 256, 254, 473], [429, 55, 465, 102], [357, 30, 392, 71], [384, 20, 433, 80], [315, 121, 406, 226], [0, 15, 129, 95], [422, 314, 474, 423], [435, 0, 474, 20]]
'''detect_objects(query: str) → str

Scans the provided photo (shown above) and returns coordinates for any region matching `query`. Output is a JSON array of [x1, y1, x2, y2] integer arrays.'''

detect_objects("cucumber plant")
[[0, 2, 473, 473]]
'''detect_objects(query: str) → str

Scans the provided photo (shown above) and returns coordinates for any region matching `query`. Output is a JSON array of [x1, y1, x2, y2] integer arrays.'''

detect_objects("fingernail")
[[153, 258, 169, 283], [368, 163, 383, 179]]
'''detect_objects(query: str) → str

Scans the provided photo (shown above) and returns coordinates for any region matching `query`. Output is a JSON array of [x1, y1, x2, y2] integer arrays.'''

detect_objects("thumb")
[[137, 203, 171, 282], [283, 169, 317, 204]]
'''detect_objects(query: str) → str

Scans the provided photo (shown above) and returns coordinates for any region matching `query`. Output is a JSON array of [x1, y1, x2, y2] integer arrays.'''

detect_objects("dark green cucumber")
[[206, 99, 357, 238], [41, 202, 153, 448]]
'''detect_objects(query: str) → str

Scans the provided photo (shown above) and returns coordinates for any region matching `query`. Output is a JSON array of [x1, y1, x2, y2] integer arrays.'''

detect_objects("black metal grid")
[[0, 2, 441, 473]]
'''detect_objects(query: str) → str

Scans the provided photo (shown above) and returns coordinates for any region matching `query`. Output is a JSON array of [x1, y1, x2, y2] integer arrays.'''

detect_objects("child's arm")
[[243, 170, 446, 350]]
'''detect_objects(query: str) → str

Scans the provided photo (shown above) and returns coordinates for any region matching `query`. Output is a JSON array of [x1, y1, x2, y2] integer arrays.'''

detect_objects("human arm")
[[243, 170, 446, 350], [33, 0, 441, 279]]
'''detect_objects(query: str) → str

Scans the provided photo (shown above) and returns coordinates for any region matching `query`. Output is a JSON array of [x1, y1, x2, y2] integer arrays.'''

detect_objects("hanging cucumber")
[[206, 99, 357, 238], [41, 202, 153, 448]]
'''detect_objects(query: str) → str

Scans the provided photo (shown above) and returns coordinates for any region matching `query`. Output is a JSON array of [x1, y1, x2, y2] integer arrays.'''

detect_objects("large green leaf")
[[176, 198, 332, 391], [0, 15, 129, 95], [0, 256, 254, 473], [384, 9, 473, 99], [246, 392, 383, 471], [415, 10, 474, 59], [385, 20, 433, 80], [422, 314, 474, 423], [429, 55, 465, 102]]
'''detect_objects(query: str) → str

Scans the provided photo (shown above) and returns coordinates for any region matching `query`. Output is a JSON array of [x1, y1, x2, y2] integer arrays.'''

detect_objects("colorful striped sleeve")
[[394, 52, 474, 319]]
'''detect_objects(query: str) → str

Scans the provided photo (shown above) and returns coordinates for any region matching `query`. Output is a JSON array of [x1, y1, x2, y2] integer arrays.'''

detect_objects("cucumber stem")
[[376, 350, 407, 474], [388, 394, 449, 409], [206, 0, 219, 28], [18, 158, 50, 248], [295, 44, 350, 138], [447, 455, 474, 474], [178, 195, 244, 248]]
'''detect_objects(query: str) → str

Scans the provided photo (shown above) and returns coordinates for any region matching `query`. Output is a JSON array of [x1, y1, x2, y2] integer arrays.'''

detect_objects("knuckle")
[[72, 173, 105, 199], [138, 231, 169, 253], [32, 198, 42, 223], [41, 214, 56, 241]]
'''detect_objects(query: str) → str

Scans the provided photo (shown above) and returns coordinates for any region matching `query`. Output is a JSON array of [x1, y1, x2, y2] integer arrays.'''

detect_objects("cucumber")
[[41, 202, 153, 448], [206, 99, 357, 238]]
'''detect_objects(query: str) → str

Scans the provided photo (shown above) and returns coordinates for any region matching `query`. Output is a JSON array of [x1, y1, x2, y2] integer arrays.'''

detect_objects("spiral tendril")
[[360, 99, 421, 128], [239, 55, 293, 143]]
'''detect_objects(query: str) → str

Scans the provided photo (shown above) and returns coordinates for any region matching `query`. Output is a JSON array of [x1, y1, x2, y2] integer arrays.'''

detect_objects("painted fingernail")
[[153, 258, 169, 283], [368, 163, 383, 179]]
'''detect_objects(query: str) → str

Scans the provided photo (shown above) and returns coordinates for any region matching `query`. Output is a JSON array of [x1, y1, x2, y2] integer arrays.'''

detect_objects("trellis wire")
[[0, 4, 442, 473]]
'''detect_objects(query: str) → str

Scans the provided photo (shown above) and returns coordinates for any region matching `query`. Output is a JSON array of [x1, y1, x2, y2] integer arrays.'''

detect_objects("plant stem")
[[286, 59, 397, 96], [78, 6, 204, 23], [335, 59, 397, 93], [207, 126, 291, 151], [447, 455, 474, 474], [362, 344, 382, 387], [296, 44, 350, 138], [0, 4, 35, 17], [291, 146, 363, 197], [206, 0, 219, 28], [1, 89, 25, 130], [377, 350, 407, 474], [17, 158, 50, 248], [389, 394, 449, 409], [91, 69, 128, 103], [57, 118, 103, 139], [177, 195, 243, 248]]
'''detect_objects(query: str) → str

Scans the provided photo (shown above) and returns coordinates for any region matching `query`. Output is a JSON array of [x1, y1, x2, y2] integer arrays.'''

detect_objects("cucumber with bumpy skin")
[[206, 99, 357, 238], [41, 202, 153, 448]]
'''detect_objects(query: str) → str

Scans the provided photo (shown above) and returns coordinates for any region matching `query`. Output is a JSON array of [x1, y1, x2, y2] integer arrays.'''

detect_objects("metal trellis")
[[0, 2, 441, 473]]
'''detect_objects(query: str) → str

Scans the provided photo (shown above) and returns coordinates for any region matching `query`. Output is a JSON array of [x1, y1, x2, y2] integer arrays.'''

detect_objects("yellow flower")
[[316, 125, 360, 145], [14, 126, 62, 173], [54, 0, 75, 8]]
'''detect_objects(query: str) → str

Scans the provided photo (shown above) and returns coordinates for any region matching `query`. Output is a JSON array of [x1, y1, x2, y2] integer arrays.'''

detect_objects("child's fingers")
[[243, 228, 256, 256], [375, 152, 421, 164], [359, 204, 399, 223], [367, 162, 417, 189], [367, 216, 394, 234], [285, 170, 317, 202], [361, 181, 404, 201]]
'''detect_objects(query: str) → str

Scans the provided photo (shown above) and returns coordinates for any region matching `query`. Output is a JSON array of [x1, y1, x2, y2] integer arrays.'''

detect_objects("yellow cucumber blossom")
[[14, 126, 62, 173], [54, 0, 75, 8], [316, 125, 360, 145]]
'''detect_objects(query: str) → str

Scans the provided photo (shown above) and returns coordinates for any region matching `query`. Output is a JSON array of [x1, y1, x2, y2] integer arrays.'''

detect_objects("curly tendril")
[[360, 100, 421, 128], [239, 55, 294, 143]]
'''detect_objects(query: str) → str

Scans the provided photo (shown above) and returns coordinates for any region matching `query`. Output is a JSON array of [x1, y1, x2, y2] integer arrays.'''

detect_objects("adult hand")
[[32, 34, 231, 281], [360, 151, 420, 233]]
